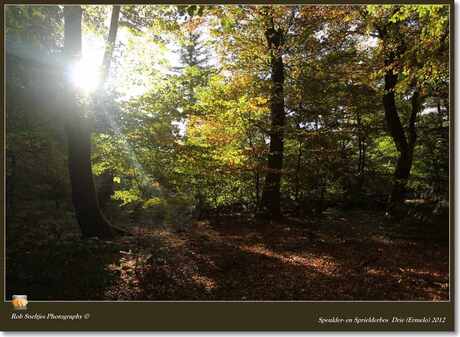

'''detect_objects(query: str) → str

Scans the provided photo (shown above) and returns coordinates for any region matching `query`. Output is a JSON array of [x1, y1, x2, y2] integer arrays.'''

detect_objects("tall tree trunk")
[[356, 110, 365, 191], [247, 134, 261, 209], [377, 20, 420, 213], [383, 61, 407, 209], [382, 54, 420, 211], [97, 5, 121, 210], [64, 6, 117, 238], [294, 135, 303, 205], [261, 16, 285, 218], [101, 5, 121, 84]]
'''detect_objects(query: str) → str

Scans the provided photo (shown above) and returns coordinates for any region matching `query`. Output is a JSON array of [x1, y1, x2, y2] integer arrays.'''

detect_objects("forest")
[[6, 4, 449, 301]]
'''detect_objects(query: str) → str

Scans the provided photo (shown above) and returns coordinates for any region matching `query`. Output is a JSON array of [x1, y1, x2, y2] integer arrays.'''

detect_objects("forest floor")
[[7, 207, 449, 301]]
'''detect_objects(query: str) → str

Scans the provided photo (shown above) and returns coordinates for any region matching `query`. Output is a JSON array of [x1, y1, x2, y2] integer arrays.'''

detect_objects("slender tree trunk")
[[247, 134, 261, 209], [360, 141, 366, 188], [408, 91, 419, 152], [356, 110, 365, 190], [64, 6, 117, 238], [97, 5, 121, 210], [101, 5, 121, 83], [294, 131, 303, 206], [255, 170, 260, 208], [261, 17, 285, 218]]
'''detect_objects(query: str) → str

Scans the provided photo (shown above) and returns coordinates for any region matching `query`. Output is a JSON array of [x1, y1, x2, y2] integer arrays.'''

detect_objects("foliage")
[[5, 4, 450, 300]]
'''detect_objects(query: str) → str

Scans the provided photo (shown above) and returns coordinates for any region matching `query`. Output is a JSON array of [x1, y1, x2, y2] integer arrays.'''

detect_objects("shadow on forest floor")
[[6, 207, 449, 301]]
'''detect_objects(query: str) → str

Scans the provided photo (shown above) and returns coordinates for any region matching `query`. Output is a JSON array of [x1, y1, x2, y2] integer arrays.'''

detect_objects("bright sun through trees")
[[69, 58, 101, 92]]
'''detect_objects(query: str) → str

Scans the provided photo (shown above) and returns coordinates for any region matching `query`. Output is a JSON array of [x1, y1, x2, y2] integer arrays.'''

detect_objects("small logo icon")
[[11, 295, 27, 310]]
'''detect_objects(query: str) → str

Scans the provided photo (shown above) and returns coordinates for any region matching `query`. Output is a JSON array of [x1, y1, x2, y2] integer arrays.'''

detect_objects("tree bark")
[[64, 6, 118, 238], [261, 16, 285, 218]]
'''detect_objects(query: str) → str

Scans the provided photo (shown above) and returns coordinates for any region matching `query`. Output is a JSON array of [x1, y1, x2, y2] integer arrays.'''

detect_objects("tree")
[[63, 5, 122, 238], [378, 17, 414, 211], [101, 6, 121, 83], [259, 9, 286, 218], [96, 5, 121, 210], [365, 5, 448, 213]]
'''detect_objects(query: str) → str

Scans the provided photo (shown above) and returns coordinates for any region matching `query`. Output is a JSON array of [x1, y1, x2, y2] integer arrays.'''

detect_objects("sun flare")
[[69, 58, 101, 92]]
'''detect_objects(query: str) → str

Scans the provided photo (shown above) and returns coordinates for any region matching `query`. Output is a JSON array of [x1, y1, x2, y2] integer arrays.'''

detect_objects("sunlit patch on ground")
[[240, 244, 338, 276], [366, 268, 385, 276], [191, 275, 217, 291], [6, 208, 449, 301]]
